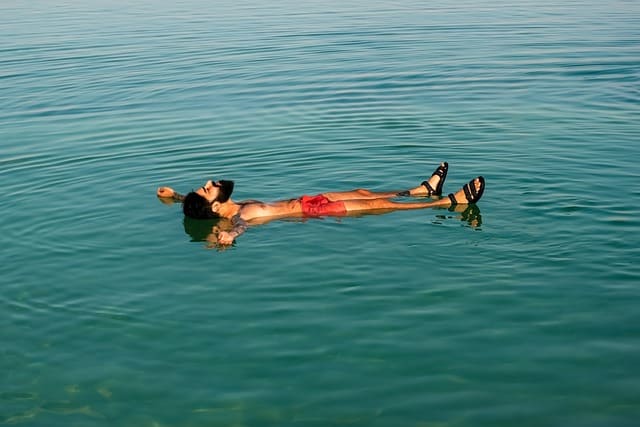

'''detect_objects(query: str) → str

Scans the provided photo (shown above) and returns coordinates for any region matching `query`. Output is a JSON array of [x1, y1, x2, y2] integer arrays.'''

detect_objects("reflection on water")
[[436, 204, 483, 229], [183, 217, 223, 242], [177, 198, 483, 248]]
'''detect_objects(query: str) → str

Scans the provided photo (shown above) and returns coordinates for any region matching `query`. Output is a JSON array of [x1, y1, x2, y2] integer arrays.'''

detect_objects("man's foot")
[[447, 176, 485, 205], [409, 162, 448, 196]]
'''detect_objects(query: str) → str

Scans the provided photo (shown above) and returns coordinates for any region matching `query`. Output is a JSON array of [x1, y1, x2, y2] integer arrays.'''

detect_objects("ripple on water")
[[2, 1, 640, 426]]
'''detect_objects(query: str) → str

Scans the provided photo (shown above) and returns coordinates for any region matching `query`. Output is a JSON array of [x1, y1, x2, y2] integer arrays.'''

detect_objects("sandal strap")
[[463, 182, 476, 203], [461, 177, 485, 204], [447, 193, 457, 205], [421, 180, 436, 196], [422, 163, 448, 196], [433, 166, 447, 178]]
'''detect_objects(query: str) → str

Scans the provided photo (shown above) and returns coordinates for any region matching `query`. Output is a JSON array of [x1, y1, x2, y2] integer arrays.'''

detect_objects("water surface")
[[1, 0, 639, 426]]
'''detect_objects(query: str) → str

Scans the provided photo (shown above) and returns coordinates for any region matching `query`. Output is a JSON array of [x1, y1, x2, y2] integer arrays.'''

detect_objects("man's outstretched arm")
[[217, 214, 249, 245], [157, 187, 185, 202]]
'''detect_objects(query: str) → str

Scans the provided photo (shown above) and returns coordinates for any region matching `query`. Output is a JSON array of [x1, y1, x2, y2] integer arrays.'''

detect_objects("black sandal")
[[447, 176, 485, 205], [421, 162, 448, 196]]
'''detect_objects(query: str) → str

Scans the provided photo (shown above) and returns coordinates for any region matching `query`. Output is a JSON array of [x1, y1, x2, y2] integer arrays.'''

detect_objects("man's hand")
[[217, 231, 236, 245], [157, 187, 176, 198]]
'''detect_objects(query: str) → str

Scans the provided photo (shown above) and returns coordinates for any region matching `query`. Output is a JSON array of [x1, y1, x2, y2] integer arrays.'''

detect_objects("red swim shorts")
[[300, 194, 347, 217]]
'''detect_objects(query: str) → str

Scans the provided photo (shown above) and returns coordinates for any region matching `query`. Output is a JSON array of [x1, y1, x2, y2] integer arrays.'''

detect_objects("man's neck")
[[217, 200, 240, 219]]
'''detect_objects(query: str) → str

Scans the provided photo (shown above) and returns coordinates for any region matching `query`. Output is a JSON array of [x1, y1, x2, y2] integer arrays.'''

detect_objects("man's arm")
[[217, 214, 249, 245], [157, 187, 185, 202]]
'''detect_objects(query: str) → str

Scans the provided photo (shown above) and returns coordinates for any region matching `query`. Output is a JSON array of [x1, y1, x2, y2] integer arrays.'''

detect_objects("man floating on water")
[[157, 162, 484, 245]]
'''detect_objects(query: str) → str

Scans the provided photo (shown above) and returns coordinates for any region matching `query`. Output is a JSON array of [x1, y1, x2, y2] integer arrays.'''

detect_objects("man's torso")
[[238, 198, 302, 221]]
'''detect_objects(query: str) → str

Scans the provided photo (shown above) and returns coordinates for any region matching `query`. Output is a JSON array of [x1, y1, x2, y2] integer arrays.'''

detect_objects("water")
[[2, 0, 639, 425]]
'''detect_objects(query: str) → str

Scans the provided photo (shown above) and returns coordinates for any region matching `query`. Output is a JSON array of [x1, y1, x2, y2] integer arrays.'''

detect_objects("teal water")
[[2, 0, 640, 425]]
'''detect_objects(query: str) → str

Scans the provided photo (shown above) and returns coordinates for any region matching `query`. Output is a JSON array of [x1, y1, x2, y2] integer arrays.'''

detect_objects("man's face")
[[196, 180, 234, 203]]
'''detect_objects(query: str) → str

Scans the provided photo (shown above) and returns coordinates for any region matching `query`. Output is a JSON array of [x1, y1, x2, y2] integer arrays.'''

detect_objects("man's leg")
[[323, 188, 405, 201], [324, 162, 449, 201], [340, 177, 485, 212]]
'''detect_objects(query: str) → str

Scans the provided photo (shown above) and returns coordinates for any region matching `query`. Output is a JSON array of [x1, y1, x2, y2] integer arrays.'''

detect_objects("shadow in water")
[[183, 217, 225, 242], [434, 204, 482, 229], [181, 204, 483, 248]]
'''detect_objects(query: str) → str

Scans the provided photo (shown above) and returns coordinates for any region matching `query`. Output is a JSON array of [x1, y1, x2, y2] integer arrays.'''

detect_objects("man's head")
[[182, 179, 234, 219]]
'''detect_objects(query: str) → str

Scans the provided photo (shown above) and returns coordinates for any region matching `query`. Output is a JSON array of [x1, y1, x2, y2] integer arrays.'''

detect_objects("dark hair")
[[183, 192, 219, 219]]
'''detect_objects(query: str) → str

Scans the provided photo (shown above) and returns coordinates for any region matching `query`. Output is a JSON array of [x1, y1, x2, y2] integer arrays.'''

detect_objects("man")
[[157, 162, 484, 245]]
